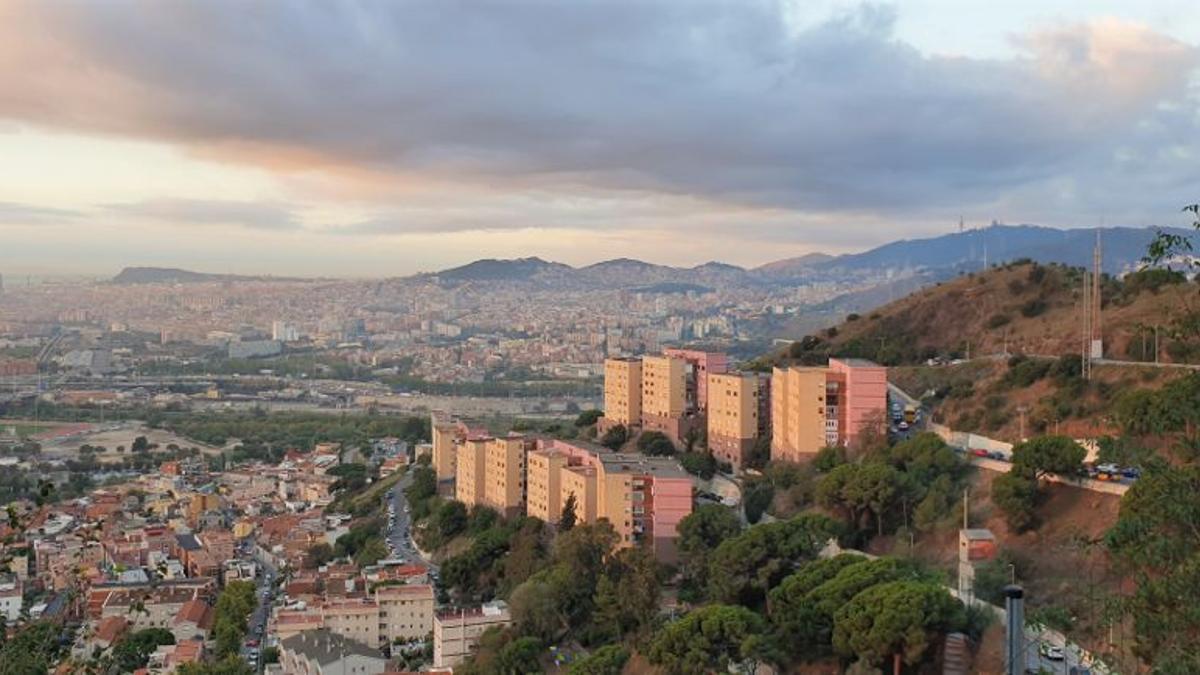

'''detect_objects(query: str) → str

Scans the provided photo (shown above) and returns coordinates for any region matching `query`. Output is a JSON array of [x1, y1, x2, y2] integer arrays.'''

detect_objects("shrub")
[[679, 452, 717, 480], [986, 313, 1011, 329], [599, 425, 627, 450], [637, 431, 676, 456], [1020, 298, 1047, 317], [574, 409, 603, 427]]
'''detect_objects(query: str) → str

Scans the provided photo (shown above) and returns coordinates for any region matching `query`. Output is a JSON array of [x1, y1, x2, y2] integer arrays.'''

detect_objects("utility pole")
[[962, 489, 969, 529]]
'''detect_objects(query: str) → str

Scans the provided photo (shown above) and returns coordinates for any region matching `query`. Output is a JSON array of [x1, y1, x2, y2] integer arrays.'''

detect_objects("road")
[[386, 469, 438, 576], [242, 544, 279, 671], [1023, 628, 1093, 674]]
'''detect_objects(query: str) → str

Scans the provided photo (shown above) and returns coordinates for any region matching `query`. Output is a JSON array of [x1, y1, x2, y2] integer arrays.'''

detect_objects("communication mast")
[[1081, 229, 1103, 380]]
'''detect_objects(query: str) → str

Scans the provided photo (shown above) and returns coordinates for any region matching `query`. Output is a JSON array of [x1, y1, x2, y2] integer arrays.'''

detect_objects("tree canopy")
[[832, 580, 964, 667], [707, 514, 841, 608], [647, 604, 767, 675], [1106, 464, 1200, 665]]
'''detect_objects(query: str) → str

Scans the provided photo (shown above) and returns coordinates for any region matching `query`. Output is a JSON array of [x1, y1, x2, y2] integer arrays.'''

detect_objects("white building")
[[0, 579, 21, 622], [433, 601, 512, 669]]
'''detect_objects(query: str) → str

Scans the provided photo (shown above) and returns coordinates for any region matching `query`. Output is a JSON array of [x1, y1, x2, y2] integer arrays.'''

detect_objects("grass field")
[[0, 420, 64, 439]]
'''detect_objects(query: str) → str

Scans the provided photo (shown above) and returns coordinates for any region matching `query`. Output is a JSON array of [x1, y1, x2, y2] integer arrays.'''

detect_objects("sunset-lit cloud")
[[0, 1, 1198, 276]]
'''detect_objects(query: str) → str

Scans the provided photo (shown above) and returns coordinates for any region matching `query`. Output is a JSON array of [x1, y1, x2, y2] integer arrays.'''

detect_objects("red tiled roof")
[[173, 599, 214, 630], [95, 616, 128, 644]]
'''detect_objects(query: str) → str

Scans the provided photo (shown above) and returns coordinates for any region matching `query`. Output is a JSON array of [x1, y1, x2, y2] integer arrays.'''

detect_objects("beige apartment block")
[[602, 357, 643, 427], [640, 354, 691, 446], [641, 355, 685, 419], [526, 448, 569, 523], [483, 435, 529, 518], [376, 584, 434, 643], [593, 453, 693, 560], [454, 438, 489, 507], [771, 366, 830, 462], [320, 599, 380, 648], [431, 422, 459, 482], [707, 372, 766, 470], [560, 465, 598, 525]]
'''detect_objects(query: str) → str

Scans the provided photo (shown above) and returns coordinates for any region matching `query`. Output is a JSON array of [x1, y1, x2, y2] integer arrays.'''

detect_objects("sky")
[[1, 1, 1199, 278]]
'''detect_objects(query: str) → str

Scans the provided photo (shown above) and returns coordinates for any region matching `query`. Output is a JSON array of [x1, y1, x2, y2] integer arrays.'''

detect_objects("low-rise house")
[[171, 598, 215, 644]]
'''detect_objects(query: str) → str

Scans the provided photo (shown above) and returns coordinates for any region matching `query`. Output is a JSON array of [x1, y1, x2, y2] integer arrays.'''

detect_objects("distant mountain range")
[[419, 225, 1187, 289], [113, 224, 1190, 290], [111, 267, 303, 284]]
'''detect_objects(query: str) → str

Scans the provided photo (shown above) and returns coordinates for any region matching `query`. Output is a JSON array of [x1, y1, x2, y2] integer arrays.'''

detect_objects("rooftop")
[[280, 629, 382, 665]]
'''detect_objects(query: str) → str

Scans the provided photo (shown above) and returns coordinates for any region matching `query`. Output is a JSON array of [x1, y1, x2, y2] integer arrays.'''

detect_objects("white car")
[[1039, 644, 1065, 661]]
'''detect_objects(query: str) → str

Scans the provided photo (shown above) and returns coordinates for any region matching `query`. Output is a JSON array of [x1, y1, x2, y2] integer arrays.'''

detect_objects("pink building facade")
[[644, 474, 694, 563], [827, 358, 888, 447]]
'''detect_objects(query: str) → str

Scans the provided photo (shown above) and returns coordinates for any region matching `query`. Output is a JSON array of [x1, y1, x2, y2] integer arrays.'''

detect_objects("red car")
[[245, 639, 259, 648], [971, 449, 989, 457]]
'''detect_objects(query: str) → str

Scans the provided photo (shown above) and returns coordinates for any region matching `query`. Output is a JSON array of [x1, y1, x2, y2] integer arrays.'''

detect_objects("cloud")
[[0, 201, 83, 225], [104, 199, 300, 231], [0, 2, 1196, 244]]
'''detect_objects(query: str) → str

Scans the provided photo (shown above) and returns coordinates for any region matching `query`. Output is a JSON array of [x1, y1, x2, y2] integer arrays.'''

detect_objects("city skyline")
[[2, 1, 1199, 276]]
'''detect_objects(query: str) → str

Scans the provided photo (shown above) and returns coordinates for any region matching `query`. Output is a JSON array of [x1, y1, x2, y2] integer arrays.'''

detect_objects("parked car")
[[1121, 467, 1141, 479], [972, 449, 989, 457], [1039, 643, 1065, 661], [987, 451, 1006, 461]]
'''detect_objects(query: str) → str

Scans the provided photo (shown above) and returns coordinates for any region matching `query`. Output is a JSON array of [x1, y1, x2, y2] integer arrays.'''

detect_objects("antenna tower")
[[1081, 229, 1104, 380]]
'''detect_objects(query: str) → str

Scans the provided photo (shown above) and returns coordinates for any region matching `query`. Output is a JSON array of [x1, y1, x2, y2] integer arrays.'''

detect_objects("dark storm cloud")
[[105, 199, 301, 231], [1, 1, 1197, 234]]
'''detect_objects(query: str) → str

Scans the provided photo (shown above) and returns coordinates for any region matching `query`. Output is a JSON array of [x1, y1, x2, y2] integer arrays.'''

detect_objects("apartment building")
[[454, 437, 489, 507], [561, 465, 599, 525], [524, 439, 692, 558], [827, 358, 889, 448], [319, 599, 380, 648], [594, 452, 693, 562], [598, 357, 642, 433], [431, 420, 459, 483], [772, 366, 835, 462], [662, 348, 729, 414], [433, 601, 512, 669], [771, 358, 888, 462], [640, 354, 690, 445], [483, 435, 530, 518], [526, 442, 596, 524], [376, 584, 435, 643], [707, 371, 769, 470], [525, 448, 570, 523]]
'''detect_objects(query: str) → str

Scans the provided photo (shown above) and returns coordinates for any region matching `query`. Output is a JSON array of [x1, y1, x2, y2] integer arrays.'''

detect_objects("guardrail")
[[930, 424, 1130, 496]]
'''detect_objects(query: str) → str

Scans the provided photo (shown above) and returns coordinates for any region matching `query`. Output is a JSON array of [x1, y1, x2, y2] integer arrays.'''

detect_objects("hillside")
[[111, 266, 303, 284], [812, 224, 1189, 276], [779, 261, 1199, 367], [764, 261, 1200, 444]]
